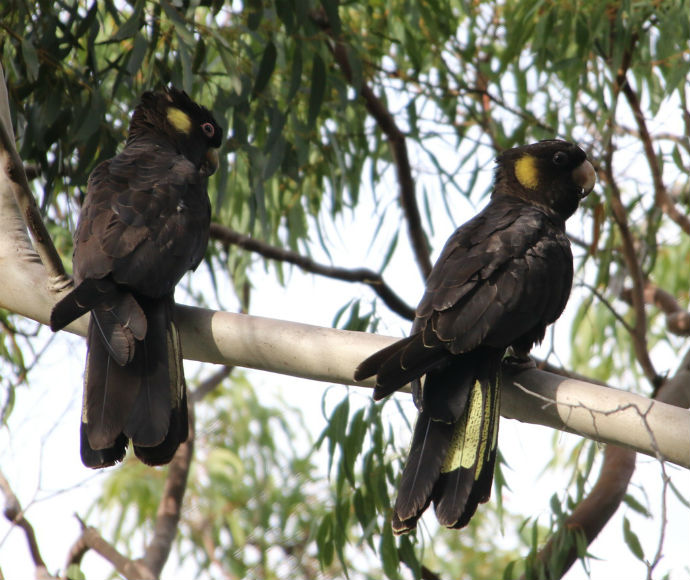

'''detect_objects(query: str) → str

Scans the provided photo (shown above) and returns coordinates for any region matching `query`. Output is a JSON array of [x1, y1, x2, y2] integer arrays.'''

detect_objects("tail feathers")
[[128, 299, 188, 466], [392, 364, 501, 534], [354, 334, 448, 401], [51, 277, 147, 366], [91, 293, 147, 365], [134, 388, 188, 466], [81, 425, 128, 468], [80, 295, 188, 469], [82, 317, 142, 453], [392, 412, 454, 533], [433, 374, 500, 528], [51, 278, 120, 331]]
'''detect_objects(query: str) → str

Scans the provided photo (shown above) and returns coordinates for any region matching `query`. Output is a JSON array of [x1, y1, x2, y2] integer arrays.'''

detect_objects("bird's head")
[[128, 86, 223, 175], [494, 140, 596, 220]]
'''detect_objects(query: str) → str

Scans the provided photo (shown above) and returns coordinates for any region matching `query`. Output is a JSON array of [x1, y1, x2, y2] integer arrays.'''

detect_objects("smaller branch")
[[620, 78, 690, 236], [63, 530, 89, 578], [67, 516, 154, 580], [0, 469, 52, 579], [655, 347, 690, 409], [603, 135, 658, 385], [189, 365, 233, 404], [209, 223, 416, 321], [579, 281, 633, 334], [621, 282, 690, 336], [311, 9, 433, 280], [528, 445, 636, 580], [140, 404, 197, 577]]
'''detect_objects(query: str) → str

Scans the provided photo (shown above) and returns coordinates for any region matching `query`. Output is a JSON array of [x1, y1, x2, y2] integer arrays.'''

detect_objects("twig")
[[603, 128, 657, 384], [621, 282, 690, 336], [67, 516, 154, 580], [140, 407, 196, 577], [620, 79, 690, 235], [209, 223, 416, 321], [310, 9, 432, 280], [189, 365, 233, 404], [0, 469, 53, 579], [578, 281, 633, 334]]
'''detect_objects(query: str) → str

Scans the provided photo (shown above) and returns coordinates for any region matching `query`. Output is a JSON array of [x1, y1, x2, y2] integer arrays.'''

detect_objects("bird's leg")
[[502, 347, 536, 371]]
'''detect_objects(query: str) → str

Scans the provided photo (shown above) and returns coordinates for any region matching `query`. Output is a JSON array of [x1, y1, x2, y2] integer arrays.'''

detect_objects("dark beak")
[[201, 148, 219, 177], [572, 160, 596, 198]]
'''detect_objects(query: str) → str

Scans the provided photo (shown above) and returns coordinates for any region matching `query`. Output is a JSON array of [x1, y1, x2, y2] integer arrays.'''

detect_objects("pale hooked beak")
[[201, 148, 219, 177], [572, 160, 596, 198]]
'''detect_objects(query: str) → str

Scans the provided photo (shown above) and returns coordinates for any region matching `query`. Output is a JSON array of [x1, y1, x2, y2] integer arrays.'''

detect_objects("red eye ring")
[[201, 122, 215, 138]]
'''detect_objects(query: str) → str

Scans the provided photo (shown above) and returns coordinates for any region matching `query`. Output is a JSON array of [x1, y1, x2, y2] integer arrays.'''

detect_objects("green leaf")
[[320, 0, 341, 36], [316, 514, 335, 568], [177, 36, 193, 93], [379, 523, 400, 579], [127, 33, 148, 76], [160, 0, 196, 45], [623, 493, 651, 517], [21, 39, 39, 82], [111, 2, 143, 41], [65, 563, 86, 580], [287, 46, 303, 102], [308, 54, 326, 128], [622, 517, 645, 561], [398, 534, 421, 578], [253, 41, 277, 97]]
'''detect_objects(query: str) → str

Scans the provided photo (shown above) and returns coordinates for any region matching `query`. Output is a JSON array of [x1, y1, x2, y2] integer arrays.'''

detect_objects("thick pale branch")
[[0, 65, 67, 282], [29, 300, 686, 468]]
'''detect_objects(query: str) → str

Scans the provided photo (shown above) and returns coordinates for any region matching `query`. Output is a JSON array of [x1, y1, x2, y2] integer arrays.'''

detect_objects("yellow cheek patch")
[[167, 107, 192, 134], [515, 154, 539, 190]]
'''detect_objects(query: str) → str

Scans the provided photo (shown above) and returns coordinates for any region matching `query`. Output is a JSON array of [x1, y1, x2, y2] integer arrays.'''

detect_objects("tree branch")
[[0, 469, 53, 580], [603, 134, 658, 384], [67, 517, 155, 580], [0, 64, 67, 284], [209, 223, 415, 321], [311, 9, 433, 280], [140, 367, 231, 576], [621, 281, 690, 336], [140, 410, 195, 577], [523, 366, 637, 579], [527, 445, 636, 580], [620, 77, 690, 235], [529, 338, 689, 579]]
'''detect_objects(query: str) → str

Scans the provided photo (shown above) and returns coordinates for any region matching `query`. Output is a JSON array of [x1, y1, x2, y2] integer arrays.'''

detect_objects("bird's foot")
[[502, 352, 536, 372]]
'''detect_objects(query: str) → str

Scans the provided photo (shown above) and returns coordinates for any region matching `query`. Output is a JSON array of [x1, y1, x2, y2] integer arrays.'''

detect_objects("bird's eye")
[[552, 151, 568, 166], [201, 122, 215, 138]]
